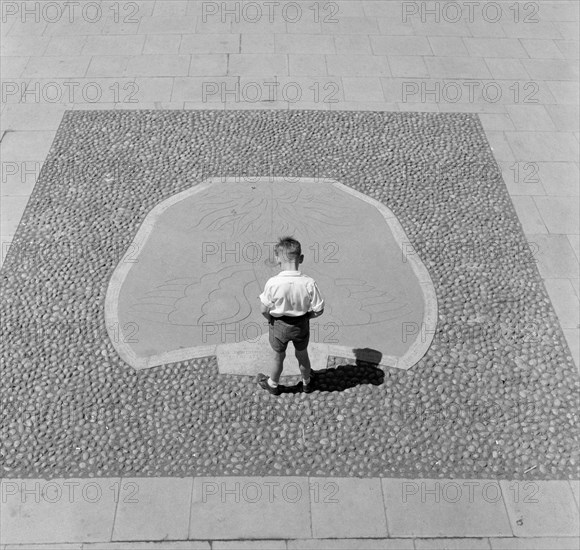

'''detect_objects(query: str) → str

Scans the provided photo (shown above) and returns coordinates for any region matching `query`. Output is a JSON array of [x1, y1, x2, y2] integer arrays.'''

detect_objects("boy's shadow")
[[279, 348, 385, 394]]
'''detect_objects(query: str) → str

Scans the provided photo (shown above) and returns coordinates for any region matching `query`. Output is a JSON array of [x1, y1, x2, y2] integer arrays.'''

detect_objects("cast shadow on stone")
[[278, 348, 385, 394]]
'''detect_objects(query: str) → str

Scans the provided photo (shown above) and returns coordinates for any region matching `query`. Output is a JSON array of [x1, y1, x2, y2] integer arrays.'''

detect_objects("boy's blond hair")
[[275, 236, 301, 261]]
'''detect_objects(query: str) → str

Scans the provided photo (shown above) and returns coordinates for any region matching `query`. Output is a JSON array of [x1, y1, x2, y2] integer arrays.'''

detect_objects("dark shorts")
[[269, 314, 310, 353]]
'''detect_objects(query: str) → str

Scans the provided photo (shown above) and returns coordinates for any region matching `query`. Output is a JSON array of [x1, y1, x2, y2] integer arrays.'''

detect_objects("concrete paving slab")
[[382, 479, 512, 538], [505, 132, 579, 163], [511, 197, 548, 234], [527, 234, 579, 279], [414, 539, 491, 549], [543, 279, 580, 329], [288, 539, 413, 549], [535, 162, 579, 197], [189, 477, 310, 539], [563, 328, 580, 366], [0, 479, 116, 544], [499, 480, 580, 537], [0, 104, 68, 132], [112, 478, 192, 541], [213, 541, 286, 550], [84, 543, 210, 550], [534, 196, 580, 234], [0, 131, 56, 162], [488, 537, 580, 550], [310, 478, 387, 539]]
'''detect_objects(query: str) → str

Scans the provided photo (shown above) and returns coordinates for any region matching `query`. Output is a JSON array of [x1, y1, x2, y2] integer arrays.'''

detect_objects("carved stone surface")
[[106, 177, 436, 374]]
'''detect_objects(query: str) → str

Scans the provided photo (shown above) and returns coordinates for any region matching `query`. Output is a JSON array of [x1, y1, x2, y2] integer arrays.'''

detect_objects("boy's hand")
[[308, 309, 324, 319]]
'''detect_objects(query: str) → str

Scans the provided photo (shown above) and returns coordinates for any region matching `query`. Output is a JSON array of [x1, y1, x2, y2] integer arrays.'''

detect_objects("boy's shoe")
[[302, 371, 317, 393], [256, 373, 281, 396]]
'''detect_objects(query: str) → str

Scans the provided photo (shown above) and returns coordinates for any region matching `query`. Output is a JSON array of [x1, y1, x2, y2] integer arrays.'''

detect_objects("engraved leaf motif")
[[130, 266, 261, 327], [307, 268, 413, 327], [190, 183, 359, 240]]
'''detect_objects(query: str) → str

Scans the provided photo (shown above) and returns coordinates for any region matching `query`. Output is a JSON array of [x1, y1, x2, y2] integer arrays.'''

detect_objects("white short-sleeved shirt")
[[259, 270, 325, 317]]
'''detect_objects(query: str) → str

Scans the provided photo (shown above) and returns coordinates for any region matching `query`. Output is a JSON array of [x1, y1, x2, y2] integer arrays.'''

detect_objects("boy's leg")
[[295, 347, 311, 382], [270, 349, 285, 384]]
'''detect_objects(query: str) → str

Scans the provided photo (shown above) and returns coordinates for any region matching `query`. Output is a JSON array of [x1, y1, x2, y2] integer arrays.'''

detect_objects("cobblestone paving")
[[1, 110, 578, 479]]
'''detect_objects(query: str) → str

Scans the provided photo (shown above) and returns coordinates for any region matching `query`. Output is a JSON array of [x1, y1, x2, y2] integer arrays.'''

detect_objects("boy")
[[256, 237, 325, 395]]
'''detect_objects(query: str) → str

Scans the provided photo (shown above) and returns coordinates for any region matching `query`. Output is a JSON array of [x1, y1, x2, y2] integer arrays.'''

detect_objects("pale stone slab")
[[427, 37, 468, 57], [189, 54, 228, 76], [505, 132, 579, 163], [500, 21, 563, 39], [310, 478, 387, 539], [424, 57, 491, 79], [241, 34, 275, 54], [288, 540, 413, 549], [555, 40, 580, 60], [228, 54, 288, 76], [1, 56, 29, 78], [326, 55, 390, 77], [189, 477, 310, 539], [139, 15, 199, 34], [4, 545, 82, 550], [275, 34, 335, 55], [464, 38, 527, 58], [545, 105, 580, 133], [145, 34, 181, 54], [479, 114, 516, 133], [341, 77, 385, 102], [485, 132, 515, 162], [289, 54, 328, 76], [505, 106, 557, 132], [371, 36, 432, 56], [86, 56, 130, 78], [0, 196, 31, 236], [563, 328, 580, 367], [568, 235, 580, 262], [521, 39, 565, 59], [0, 131, 56, 161], [570, 480, 580, 509], [489, 538, 580, 550], [511, 196, 548, 234], [320, 16, 379, 35], [172, 77, 238, 102], [543, 279, 580, 329], [415, 539, 491, 549], [527, 234, 579, 279], [521, 59, 579, 81], [83, 35, 145, 56], [334, 35, 371, 54], [534, 196, 580, 234], [484, 59, 530, 80], [112, 478, 192, 541], [213, 541, 286, 550], [382, 478, 512, 538], [545, 81, 579, 105], [499, 480, 580, 537], [388, 56, 429, 78], [535, 162, 579, 196], [85, 542, 209, 550], [0, 479, 116, 544], [1, 35, 50, 56], [126, 55, 190, 77], [22, 56, 91, 78], [217, 338, 330, 377], [180, 34, 240, 54], [131, 77, 175, 103]]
